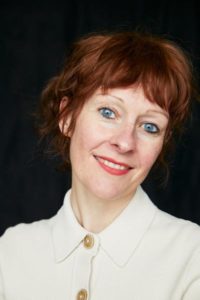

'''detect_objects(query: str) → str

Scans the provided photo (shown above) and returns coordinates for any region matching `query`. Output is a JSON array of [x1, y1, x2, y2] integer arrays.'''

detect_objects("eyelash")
[[98, 107, 116, 119]]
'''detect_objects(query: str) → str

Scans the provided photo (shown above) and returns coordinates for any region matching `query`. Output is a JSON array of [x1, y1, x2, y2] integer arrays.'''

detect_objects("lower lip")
[[96, 157, 130, 176]]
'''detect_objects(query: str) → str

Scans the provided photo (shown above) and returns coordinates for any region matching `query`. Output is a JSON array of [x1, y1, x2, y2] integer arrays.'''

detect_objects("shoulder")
[[0, 190, 70, 262], [139, 185, 200, 242], [155, 207, 200, 238], [147, 200, 200, 293], [140, 186, 200, 246], [151, 206, 200, 259], [0, 216, 56, 258]]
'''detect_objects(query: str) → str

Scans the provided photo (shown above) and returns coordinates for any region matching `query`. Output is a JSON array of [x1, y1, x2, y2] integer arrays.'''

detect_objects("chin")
[[87, 181, 135, 202]]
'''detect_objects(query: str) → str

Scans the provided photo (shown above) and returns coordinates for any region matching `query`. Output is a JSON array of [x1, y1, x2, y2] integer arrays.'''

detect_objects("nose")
[[110, 124, 136, 153]]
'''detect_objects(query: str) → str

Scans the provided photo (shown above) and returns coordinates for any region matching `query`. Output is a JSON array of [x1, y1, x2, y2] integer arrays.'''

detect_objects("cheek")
[[140, 141, 164, 169], [70, 119, 102, 156]]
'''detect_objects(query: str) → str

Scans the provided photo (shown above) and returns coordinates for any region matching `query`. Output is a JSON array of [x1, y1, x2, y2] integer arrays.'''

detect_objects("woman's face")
[[67, 86, 169, 201]]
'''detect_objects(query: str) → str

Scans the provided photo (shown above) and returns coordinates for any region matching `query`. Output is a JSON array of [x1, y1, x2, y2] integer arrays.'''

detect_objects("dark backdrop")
[[1, 0, 200, 236]]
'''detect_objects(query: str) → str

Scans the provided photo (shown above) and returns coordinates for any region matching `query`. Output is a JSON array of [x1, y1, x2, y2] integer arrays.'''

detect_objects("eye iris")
[[101, 108, 113, 118], [145, 123, 157, 132]]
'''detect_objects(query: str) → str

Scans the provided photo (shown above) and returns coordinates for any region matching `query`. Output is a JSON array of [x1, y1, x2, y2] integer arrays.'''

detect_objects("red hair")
[[37, 31, 196, 172]]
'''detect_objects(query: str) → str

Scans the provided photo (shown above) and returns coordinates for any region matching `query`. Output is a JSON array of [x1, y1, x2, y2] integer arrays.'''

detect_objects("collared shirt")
[[0, 186, 200, 300]]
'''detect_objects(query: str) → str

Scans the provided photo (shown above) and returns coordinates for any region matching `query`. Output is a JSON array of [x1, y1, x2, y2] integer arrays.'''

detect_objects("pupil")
[[105, 109, 110, 116], [146, 124, 154, 131]]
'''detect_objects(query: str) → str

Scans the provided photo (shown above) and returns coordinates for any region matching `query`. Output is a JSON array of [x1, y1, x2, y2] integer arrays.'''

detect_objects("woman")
[[0, 32, 200, 300]]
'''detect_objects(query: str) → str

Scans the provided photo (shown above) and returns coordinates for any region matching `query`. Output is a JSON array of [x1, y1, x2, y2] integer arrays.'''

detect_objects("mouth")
[[94, 155, 132, 175]]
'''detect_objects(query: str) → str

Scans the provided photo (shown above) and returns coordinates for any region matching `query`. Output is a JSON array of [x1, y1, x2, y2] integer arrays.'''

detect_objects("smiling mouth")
[[97, 157, 129, 170], [94, 155, 132, 175]]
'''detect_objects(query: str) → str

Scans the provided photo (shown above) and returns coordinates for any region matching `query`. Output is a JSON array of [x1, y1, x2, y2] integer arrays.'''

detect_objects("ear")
[[59, 96, 72, 136]]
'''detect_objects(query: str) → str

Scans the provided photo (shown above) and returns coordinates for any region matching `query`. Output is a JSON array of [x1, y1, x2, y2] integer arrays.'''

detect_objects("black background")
[[1, 0, 200, 236]]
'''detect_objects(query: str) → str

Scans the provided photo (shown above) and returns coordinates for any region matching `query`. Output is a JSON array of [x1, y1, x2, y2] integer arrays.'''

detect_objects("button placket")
[[71, 234, 99, 300]]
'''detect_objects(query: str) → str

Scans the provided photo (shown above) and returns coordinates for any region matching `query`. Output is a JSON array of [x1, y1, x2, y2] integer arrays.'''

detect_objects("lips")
[[94, 155, 132, 175]]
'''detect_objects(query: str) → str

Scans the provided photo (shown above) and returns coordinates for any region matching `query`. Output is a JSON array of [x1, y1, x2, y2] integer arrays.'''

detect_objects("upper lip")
[[94, 155, 132, 169]]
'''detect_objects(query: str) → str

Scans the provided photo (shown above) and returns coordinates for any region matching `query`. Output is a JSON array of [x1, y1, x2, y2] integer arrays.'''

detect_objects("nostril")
[[109, 127, 136, 153]]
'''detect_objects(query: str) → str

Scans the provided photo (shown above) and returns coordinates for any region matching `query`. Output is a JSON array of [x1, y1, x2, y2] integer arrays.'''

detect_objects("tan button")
[[83, 234, 94, 249], [77, 289, 88, 300]]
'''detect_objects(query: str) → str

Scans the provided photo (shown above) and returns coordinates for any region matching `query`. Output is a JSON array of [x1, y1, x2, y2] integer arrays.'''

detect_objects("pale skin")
[[59, 86, 169, 233]]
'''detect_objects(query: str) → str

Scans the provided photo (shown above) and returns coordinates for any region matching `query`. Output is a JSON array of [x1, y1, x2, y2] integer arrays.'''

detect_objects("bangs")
[[62, 33, 192, 133], [92, 39, 179, 115]]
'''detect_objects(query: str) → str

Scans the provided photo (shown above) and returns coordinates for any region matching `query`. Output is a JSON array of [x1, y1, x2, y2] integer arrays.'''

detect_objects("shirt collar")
[[51, 186, 157, 266], [98, 186, 157, 266], [51, 189, 88, 263]]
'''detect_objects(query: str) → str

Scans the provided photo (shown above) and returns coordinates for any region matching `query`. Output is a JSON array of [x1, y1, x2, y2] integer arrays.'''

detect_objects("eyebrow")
[[146, 109, 169, 118], [97, 93, 123, 102], [98, 93, 169, 118], [108, 94, 123, 102]]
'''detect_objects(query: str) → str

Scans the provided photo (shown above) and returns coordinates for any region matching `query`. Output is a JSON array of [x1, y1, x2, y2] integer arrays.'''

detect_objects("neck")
[[70, 183, 136, 233]]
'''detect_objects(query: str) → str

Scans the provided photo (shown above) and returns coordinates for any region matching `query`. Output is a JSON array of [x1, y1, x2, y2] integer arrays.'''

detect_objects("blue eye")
[[99, 107, 115, 119], [143, 123, 159, 134]]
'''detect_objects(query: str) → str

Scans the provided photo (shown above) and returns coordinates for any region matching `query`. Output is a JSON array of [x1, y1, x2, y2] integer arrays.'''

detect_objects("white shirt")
[[0, 186, 200, 300]]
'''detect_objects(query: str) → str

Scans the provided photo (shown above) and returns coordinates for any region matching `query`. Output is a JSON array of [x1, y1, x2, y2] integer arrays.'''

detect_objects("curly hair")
[[37, 31, 196, 173]]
